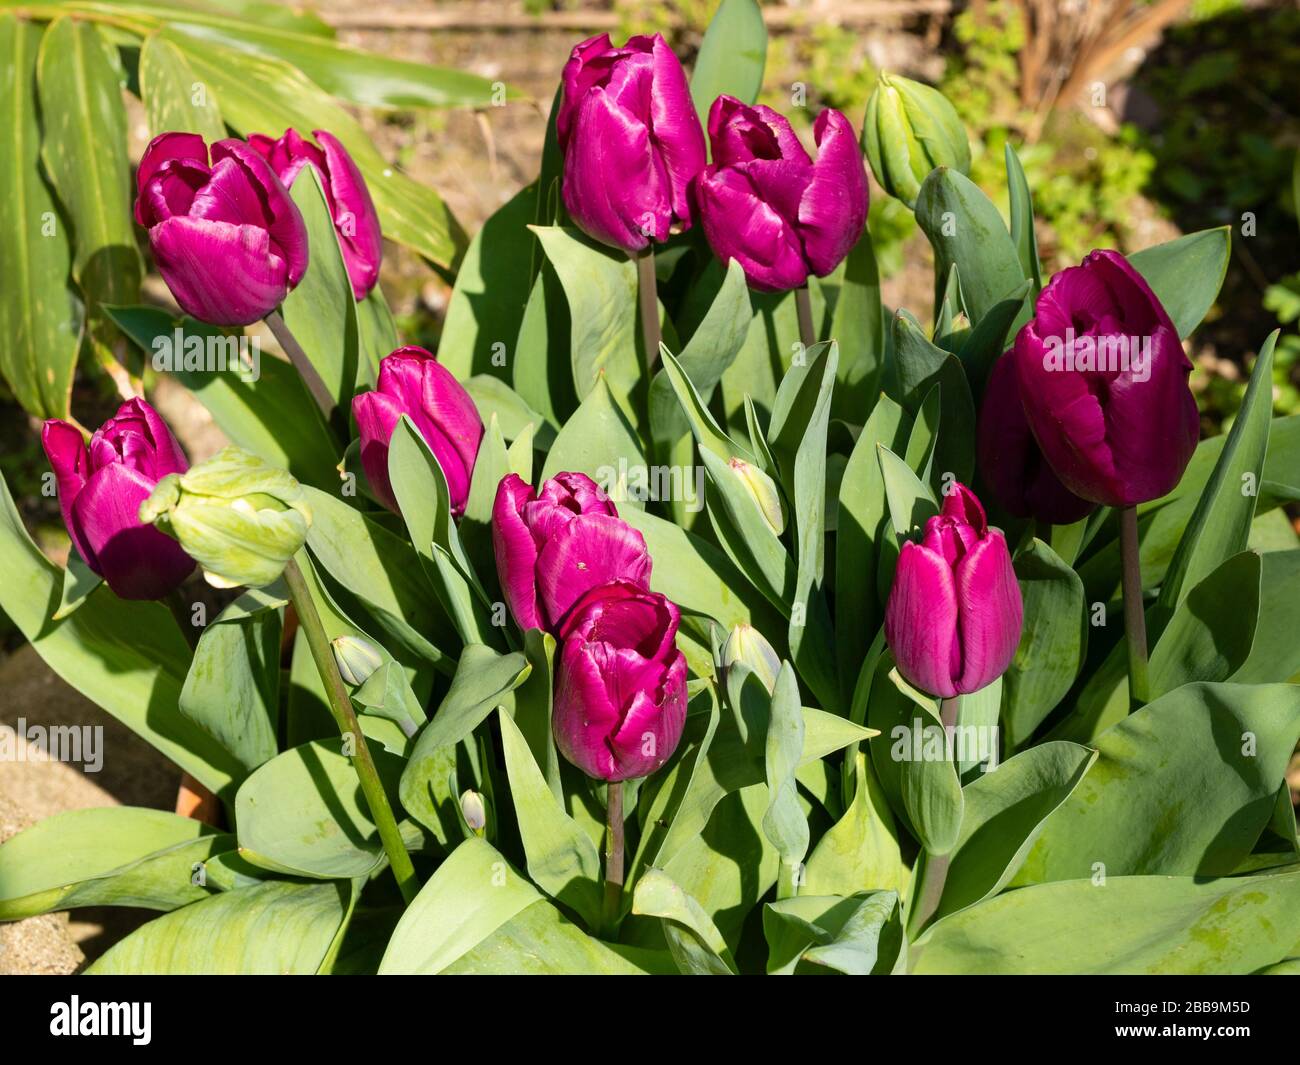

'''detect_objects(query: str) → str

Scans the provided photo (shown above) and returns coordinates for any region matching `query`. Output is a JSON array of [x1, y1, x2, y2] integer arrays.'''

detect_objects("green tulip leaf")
[[690, 0, 767, 127]]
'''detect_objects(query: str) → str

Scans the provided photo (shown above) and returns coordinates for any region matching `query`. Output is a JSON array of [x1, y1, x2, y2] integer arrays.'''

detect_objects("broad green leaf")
[[0, 808, 226, 920], [235, 738, 408, 878], [1002, 538, 1087, 749], [1236, 548, 1300, 684], [935, 742, 1096, 921], [541, 375, 645, 500], [0, 15, 82, 418], [139, 33, 224, 141], [280, 166, 360, 419], [386, 417, 499, 647], [302, 485, 457, 673], [0, 471, 241, 795], [180, 598, 280, 773], [914, 167, 1025, 326], [689, 0, 767, 127], [531, 225, 641, 405], [764, 891, 904, 975], [512, 262, 575, 430], [162, 30, 463, 269], [631, 867, 737, 975], [355, 284, 398, 384], [38, 17, 142, 332], [835, 395, 910, 698], [439, 185, 538, 380], [914, 868, 1300, 975], [620, 505, 773, 632], [649, 258, 752, 446], [88, 880, 354, 975], [497, 708, 603, 929], [1018, 683, 1300, 883], [1152, 331, 1277, 629], [379, 838, 642, 974], [889, 313, 976, 485], [1004, 143, 1041, 292], [106, 305, 340, 490], [830, 228, 886, 421], [803, 753, 906, 897], [763, 664, 809, 879], [1128, 227, 1231, 340], [866, 655, 963, 854], [52, 550, 102, 621], [400, 646, 530, 837], [1149, 550, 1261, 697], [464, 373, 556, 447]]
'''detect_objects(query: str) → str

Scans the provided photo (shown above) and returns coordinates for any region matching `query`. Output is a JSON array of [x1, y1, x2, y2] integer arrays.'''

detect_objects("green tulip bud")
[[728, 457, 785, 535], [331, 635, 384, 687], [862, 71, 971, 209], [139, 446, 313, 590], [721, 624, 782, 695]]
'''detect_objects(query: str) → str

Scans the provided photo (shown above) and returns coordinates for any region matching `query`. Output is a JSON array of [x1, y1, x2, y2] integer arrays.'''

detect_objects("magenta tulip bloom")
[[977, 355, 1096, 525], [351, 347, 483, 517], [553, 583, 688, 781], [692, 96, 868, 293], [885, 484, 1023, 699], [248, 128, 382, 300], [492, 472, 652, 633], [42, 399, 195, 600], [558, 33, 706, 253], [1012, 249, 1199, 507], [134, 132, 308, 326]]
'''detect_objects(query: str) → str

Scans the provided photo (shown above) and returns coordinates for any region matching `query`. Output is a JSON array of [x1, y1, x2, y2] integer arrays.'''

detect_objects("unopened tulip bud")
[[721, 624, 781, 694], [331, 635, 384, 687], [862, 72, 970, 209], [139, 446, 312, 590], [460, 789, 487, 835], [728, 457, 785, 535]]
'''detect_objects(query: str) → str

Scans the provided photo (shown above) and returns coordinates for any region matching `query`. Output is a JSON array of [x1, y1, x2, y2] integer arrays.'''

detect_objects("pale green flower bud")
[[721, 624, 782, 695], [331, 635, 384, 687], [728, 457, 785, 535], [862, 72, 971, 209], [139, 446, 312, 590]]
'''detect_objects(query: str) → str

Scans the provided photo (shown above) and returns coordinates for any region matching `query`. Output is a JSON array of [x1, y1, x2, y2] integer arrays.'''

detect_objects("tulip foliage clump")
[[3, 3, 1300, 976]]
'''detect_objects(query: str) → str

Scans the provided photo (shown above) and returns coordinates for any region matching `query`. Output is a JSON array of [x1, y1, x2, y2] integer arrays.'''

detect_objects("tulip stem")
[[794, 285, 816, 354], [282, 557, 420, 905], [634, 247, 662, 369], [603, 780, 625, 938], [265, 309, 337, 423], [1118, 505, 1150, 708], [906, 695, 961, 944]]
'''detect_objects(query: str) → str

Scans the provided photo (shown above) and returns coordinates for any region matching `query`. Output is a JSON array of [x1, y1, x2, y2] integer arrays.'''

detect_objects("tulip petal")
[[885, 540, 961, 699], [562, 87, 669, 252], [694, 166, 809, 292], [553, 637, 624, 780], [211, 139, 309, 287], [71, 464, 195, 600], [645, 35, 706, 224], [558, 33, 617, 148], [149, 216, 290, 326], [799, 108, 869, 277], [42, 420, 93, 565], [414, 359, 484, 516], [535, 512, 652, 629], [315, 130, 382, 299], [952, 531, 1023, 695], [351, 388, 404, 512], [610, 650, 687, 780], [136, 133, 208, 224], [492, 474, 544, 631]]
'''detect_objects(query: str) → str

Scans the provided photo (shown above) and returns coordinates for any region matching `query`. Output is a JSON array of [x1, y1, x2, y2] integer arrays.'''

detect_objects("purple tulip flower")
[[248, 128, 382, 300], [977, 355, 1096, 525], [42, 399, 196, 601], [492, 472, 652, 633], [352, 347, 484, 517], [885, 484, 1023, 699], [134, 133, 308, 326], [1012, 250, 1199, 507], [553, 582, 688, 781], [557, 33, 706, 253], [692, 96, 868, 293]]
